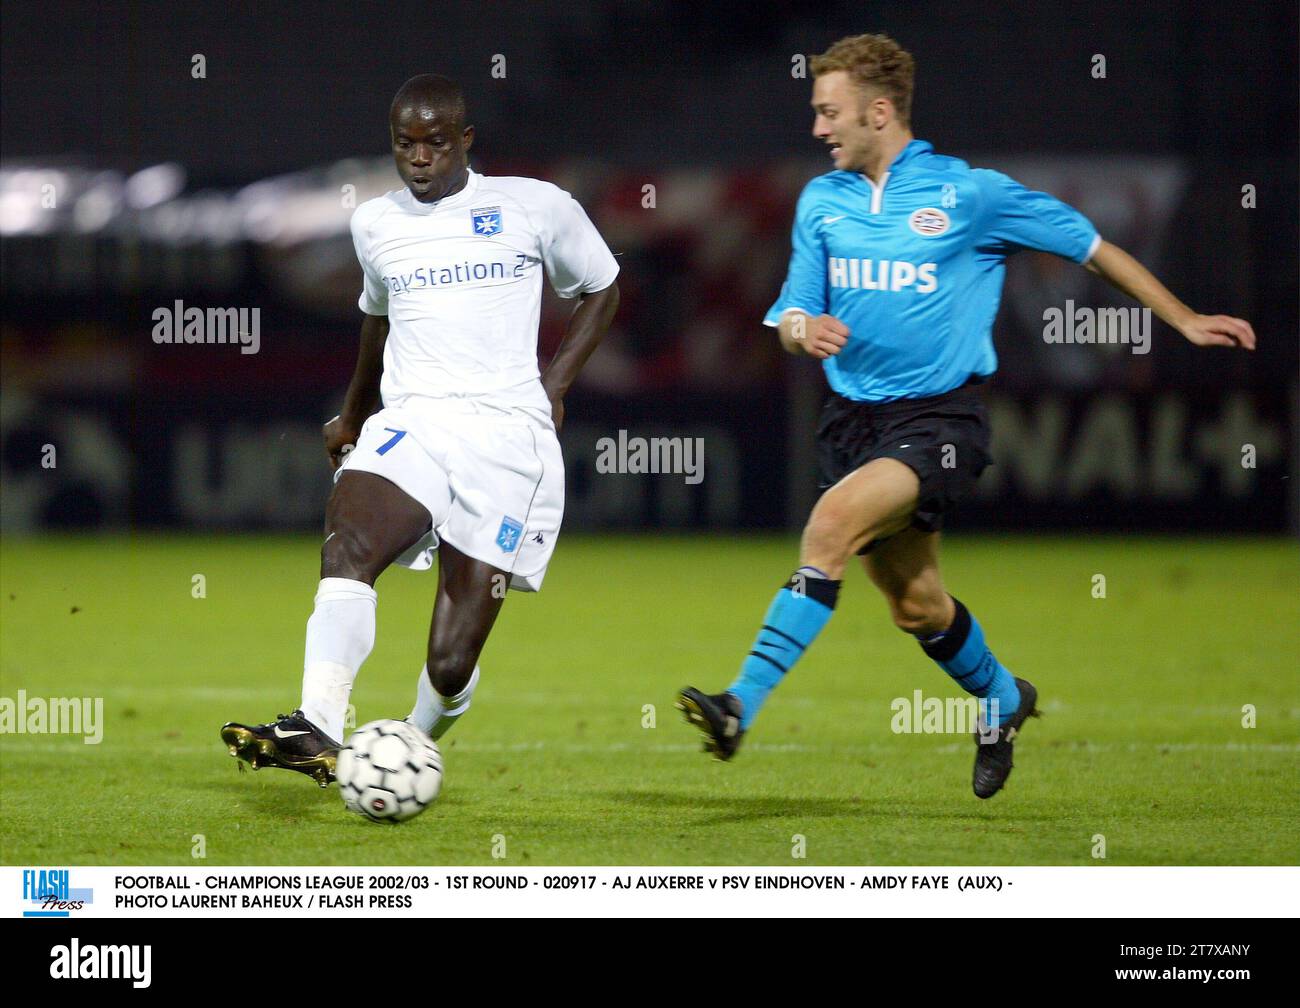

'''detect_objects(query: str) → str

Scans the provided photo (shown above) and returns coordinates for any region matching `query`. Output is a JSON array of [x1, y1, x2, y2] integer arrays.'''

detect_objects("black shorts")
[[815, 381, 992, 542]]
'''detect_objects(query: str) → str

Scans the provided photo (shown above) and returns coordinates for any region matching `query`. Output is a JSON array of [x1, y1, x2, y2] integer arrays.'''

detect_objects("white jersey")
[[349, 170, 619, 415]]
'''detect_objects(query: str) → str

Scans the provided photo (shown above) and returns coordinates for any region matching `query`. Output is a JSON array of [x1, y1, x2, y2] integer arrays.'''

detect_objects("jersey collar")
[[887, 138, 933, 172], [854, 139, 932, 213], [856, 139, 932, 184]]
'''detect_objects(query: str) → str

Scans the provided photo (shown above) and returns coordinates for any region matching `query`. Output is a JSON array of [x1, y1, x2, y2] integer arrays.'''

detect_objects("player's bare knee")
[[801, 507, 854, 571], [426, 652, 475, 697]]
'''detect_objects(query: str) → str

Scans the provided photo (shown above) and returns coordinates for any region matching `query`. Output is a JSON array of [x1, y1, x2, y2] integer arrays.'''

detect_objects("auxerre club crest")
[[471, 205, 503, 237], [495, 515, 523, 553], [908, 207, 950, 236]]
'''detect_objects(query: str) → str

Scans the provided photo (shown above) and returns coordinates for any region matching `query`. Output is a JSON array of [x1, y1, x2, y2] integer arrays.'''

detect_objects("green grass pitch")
[[1, 533, 1297, 866]]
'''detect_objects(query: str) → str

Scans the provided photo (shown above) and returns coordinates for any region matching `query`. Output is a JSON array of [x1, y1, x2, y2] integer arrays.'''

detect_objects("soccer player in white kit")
[[221, 74, 620, 785]]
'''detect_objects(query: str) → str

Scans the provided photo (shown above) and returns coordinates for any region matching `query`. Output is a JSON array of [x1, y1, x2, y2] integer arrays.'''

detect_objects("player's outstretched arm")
[[541, 282, 620, 432], [324, 312, 390, 469], [1084, 239, 1256, 350]]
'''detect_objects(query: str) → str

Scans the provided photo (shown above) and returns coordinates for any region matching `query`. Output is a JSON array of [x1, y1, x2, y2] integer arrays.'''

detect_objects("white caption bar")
[[5, 866, 1296, 918]]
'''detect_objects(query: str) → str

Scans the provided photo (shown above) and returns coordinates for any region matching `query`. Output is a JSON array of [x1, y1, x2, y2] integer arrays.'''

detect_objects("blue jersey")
[[765, 140, 1100, 402]]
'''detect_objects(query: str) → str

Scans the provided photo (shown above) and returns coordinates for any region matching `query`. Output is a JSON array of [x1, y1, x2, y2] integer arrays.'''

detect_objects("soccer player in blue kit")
[[679, 33, 1255, 797]]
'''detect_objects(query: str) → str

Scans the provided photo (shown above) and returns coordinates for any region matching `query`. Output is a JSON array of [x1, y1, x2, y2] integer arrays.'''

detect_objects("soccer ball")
[[337, 719, 443, 822]]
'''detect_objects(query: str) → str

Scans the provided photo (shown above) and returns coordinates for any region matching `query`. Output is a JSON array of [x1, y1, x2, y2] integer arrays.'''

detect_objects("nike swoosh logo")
[[273, 726, 310, 738], [823, 215, 846, 224]]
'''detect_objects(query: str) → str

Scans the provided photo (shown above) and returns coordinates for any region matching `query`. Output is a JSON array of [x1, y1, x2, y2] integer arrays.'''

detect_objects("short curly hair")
[[810, 34, 915, 125]]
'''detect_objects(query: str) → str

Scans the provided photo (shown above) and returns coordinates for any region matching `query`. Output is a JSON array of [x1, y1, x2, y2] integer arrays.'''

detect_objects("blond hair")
[[811, 34, 915, 125]]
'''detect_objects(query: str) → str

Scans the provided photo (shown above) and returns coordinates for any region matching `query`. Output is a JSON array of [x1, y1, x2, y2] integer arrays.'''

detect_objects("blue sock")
[[727, 567, 841, 729], [916, 598, 1020, 727]]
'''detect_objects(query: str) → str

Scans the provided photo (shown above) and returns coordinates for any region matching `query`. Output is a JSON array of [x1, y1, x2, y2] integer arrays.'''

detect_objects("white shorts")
[[335, 398, 563, 591]]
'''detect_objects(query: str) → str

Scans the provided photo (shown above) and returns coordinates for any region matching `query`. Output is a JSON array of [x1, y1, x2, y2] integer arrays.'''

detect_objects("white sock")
[[409, 664, 480, 741], [300, 577, 377, 743]]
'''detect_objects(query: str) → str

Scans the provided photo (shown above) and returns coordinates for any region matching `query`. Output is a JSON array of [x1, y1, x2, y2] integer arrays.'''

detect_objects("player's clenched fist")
[[785, 312, 850, 359], [323, 414, 361, 471]]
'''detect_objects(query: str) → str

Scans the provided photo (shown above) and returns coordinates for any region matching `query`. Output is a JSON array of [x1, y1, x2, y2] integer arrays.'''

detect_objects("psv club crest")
[[908, 207, 950, 236]]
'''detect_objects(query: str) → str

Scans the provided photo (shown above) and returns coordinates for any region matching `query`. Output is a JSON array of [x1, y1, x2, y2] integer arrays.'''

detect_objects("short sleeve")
[[764, 184, 829, 326], [350, 208, 389, 315], [541, 189, 619, 299], [973, 169, 1100, 264]]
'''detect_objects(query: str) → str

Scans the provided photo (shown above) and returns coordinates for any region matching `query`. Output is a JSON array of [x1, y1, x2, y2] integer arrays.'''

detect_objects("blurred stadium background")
[[2, 0, 1296, 540]]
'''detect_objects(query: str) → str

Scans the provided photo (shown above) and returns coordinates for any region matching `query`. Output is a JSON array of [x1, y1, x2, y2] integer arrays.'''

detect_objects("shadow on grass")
[[201, 768, 341, 819], [201, 769, 477, 824], [605, 788, 1063, 827]]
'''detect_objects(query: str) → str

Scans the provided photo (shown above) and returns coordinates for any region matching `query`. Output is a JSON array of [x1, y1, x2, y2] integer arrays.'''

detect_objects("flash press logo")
[[50, 939, 151, 988], [21, 868, 93, 917]]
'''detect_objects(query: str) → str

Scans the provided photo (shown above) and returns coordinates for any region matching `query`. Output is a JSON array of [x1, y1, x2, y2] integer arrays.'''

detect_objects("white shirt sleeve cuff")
[[763, 306, 814, 328]]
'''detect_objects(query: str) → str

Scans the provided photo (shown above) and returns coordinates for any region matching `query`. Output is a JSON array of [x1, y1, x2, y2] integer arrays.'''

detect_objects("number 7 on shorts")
[[376, 428, 407, 455]]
